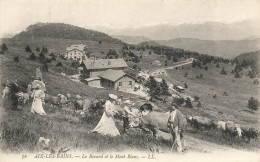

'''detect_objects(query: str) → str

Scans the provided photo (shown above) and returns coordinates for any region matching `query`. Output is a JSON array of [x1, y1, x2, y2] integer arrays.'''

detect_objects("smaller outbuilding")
[[99, 69, 136, 91], [84, 77, 101, 87]]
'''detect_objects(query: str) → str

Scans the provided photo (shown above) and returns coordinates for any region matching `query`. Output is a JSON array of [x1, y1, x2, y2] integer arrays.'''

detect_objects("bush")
[[205, 66, 208, 71], [194, 95, 200, 101], [14, 56, 19, 62], [197, 102, 202, 108], [29, 53, 36, 60], [247, 97, 259, 111], [216, 63, 219, 68], [235, 72, 240, 78], [253, 79, 259, 85], [220, 68, 227, 75], [174, 97, 185, 106], [184, 83, 188, 88], [213, 94, 217, 99], [185, 98, 193, 108], [248, 70, 256, 78], [25, 45, 32, 53], [223, 92, 228, 96], [56, 62, 63, 67]]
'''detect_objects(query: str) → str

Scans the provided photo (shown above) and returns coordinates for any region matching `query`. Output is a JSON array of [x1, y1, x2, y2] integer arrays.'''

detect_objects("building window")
[[119, 82, 122, 86], [128, 81, 132, 86]]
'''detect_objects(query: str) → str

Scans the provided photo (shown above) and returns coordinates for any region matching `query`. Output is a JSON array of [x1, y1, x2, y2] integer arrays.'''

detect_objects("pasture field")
[[160, 62, 259, 128], [0, 40, 259, 154]]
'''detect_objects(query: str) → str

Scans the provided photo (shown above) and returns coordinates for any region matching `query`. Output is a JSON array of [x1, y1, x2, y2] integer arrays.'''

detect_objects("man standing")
[[10, 78, 20, 110], [167, 103, 186, 152]]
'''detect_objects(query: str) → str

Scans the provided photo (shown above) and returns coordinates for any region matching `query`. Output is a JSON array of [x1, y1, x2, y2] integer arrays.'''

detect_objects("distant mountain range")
[[87, 20, 260, 41], [13, 23, 125, 45], [155, 38, 260, 58]]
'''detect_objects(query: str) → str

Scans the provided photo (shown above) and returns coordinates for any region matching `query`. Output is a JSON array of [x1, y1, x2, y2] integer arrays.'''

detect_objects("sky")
[[0, 0, 260, 37]]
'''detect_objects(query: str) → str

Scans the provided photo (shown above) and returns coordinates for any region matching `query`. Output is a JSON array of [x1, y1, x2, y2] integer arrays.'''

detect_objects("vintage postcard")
[[0, 0, 259, 162]]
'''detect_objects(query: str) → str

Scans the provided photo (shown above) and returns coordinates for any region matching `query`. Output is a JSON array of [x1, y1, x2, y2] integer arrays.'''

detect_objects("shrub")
[[36, 47, 40, 52], [185, 98, 193, 108], [216, 63, 219, 68], [194, 95, 200, 101], [184, 72, 188, 77], [174, 97, 185, 106], [184, 83, 188, 89], [247, 97, 259, 111], [235, 72, 240, 78], [205, 66, 208, 71], [197, 101, 202, 108], [220, 68, 227, 75], [253, 79, 259, 85], [14, 56, 19, 62], [25, 45, 32, 53], [29, 53, 36, 60], [248, 70, 256, 78], [56, 62, 63, 67], [213, 94, 217, 99], [223, 92, 228, 96]]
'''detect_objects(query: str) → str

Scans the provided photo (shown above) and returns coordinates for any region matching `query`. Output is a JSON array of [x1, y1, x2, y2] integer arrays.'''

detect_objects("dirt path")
[[149, 58, 194, 74]]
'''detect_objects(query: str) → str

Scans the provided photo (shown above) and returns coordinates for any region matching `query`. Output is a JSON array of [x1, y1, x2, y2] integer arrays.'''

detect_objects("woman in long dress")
[[31, 84, 46, 115], [92, 99, 120, 136]]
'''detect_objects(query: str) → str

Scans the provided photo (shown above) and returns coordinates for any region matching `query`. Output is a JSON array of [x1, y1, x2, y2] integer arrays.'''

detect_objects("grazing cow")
[[74, 98, 94, 111], [129, 111, 187, 139], [58, 94, 68, 106], [44, 94, 60, 107], [240, 125, 258, 142], [2, 86, 10, 99], [225, 121, 242, 140], [190, 116, 216, 130], [17, 92, 30, 104], [216, 121, 226, 131]]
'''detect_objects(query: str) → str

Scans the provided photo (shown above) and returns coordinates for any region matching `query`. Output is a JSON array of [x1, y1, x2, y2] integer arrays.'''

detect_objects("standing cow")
[[240, 125, 258, 142], [189, 116, 216, 131]]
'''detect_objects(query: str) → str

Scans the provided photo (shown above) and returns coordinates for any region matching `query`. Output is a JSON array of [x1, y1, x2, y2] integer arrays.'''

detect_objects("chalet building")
[[66, 44, 87, 61], [99, 69, 135, 90], [79, 58, 128, 79]]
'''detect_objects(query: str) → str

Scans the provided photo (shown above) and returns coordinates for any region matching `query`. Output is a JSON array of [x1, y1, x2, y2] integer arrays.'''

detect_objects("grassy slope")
[[160, 63, 259, 128], [0, 42, 168, 153], [0, 39, 259, 153]]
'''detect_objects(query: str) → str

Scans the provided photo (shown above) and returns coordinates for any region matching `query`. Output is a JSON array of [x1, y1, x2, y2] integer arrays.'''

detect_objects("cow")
[[74, 98, 104, 112], [58, 94, 69, 106], [240, 125, 258, 142], [216, 121, 226, 131], [2, 86, 10, 99], [129, 111, 187, 139], [44, 94, 61, 107], [225, 121, 242, 140], [17, 92, 30, 104], [189, 116, 216, 131]]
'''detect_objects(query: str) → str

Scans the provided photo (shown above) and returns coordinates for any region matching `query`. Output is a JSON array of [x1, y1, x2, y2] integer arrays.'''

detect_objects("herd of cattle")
[[1, 84, 259, 143]]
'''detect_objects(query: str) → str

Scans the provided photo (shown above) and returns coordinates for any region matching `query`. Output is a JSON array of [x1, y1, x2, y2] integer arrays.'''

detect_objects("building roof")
[[66, 44, 87, 52], [84, 77, 101, 82], [98, 69, 135, 82], [82, 59, 128, 70]]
